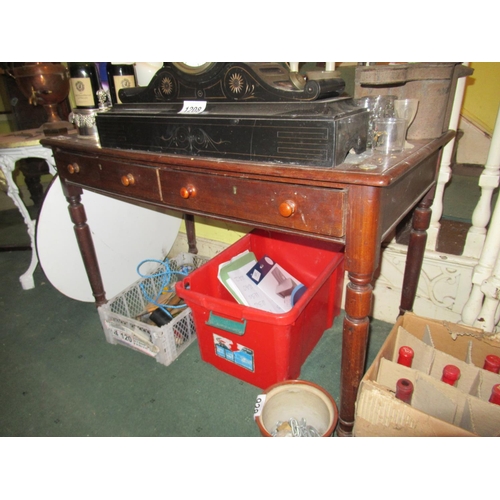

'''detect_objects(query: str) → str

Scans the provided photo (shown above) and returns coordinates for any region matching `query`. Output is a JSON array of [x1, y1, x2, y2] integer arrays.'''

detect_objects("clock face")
[[172, 62, 216, 75]]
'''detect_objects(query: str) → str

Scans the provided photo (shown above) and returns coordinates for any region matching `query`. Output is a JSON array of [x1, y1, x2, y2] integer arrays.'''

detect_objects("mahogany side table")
[[41, 131, 453, 436]]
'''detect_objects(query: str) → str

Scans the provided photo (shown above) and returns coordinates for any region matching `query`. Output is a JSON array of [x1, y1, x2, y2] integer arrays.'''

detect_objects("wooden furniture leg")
[[62, 182, 107, 307], [337, 187, 381, 437], [17, 157, 50, 212], [399, 187, 435, 315], [184, 213, 198, 254]]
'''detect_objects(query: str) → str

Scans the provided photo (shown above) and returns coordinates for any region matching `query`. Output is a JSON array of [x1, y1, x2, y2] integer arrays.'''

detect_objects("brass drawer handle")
[[180, 185, 197, 199], [67, 163, 80, 174], [121, 173, 135, 186], [279, 200, 296, 218]]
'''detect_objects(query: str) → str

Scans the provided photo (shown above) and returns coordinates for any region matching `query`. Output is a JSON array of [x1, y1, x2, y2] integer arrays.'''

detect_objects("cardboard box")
[[353, 313, 500, 437]]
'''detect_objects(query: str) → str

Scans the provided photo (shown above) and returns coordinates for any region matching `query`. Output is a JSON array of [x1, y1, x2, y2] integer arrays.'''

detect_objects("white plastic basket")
[[98, 253, 209, 366]]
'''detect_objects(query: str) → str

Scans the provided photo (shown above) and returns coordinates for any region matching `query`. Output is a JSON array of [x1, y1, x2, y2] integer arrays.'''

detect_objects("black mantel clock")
[[96, 62, 368, 168], [118, 62, 345, 103]]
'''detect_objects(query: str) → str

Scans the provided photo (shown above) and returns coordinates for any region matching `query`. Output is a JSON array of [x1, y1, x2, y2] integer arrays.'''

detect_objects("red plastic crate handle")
[[206, 311, 247, 335]]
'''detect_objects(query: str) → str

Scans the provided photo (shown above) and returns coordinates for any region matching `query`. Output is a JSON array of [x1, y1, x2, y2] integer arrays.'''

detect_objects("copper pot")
[[10, 62, 73, 135]]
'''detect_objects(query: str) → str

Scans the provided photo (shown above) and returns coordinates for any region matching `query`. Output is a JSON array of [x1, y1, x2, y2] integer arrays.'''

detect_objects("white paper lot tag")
[[178, 100, 207, 114], [254, 394, 266, 420]]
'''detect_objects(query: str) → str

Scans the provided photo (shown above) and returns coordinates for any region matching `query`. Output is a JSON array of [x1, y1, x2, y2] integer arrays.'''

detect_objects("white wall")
[[456, 115, 492, 165]]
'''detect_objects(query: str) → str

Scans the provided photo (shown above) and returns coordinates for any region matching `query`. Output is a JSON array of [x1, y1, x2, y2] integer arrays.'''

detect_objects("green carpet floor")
[[0, 209, 394, 437]]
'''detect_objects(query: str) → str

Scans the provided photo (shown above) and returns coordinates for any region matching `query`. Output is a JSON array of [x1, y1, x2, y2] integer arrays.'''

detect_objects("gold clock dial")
[[172, 62, 216, 75]]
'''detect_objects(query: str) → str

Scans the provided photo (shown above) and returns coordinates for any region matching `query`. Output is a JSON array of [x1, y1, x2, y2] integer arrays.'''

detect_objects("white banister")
[[461, 105, 500, 328], [427, 63, 469, 251], [477, 234, 500, 331], [463, 104, 500, 257], [469, 190, 500, 332]]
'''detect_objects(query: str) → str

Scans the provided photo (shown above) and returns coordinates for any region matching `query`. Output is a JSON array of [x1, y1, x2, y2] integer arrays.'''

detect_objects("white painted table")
[[0, 129, 56, 289]]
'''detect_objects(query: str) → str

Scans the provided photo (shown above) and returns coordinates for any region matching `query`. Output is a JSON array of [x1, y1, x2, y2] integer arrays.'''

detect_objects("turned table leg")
[[63, 182, 107, 307], [17, 158, 50, 213], [399, 188, 435, 315], [184, 213, 198, 255], [338, 274, 373, 437], [337, 186, 381, 437]]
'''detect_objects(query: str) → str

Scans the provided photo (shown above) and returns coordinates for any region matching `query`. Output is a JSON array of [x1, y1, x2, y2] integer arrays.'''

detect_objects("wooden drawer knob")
[[121, 173, 135, 186], [67, 163, 80, 174], [279, 200, 296, 218], [180, 185, 197, 199]]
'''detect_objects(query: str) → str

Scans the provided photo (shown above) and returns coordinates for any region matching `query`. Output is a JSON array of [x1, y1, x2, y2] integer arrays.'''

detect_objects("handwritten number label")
[[253, 394, 266, 419], [179, 100, 207, 114]]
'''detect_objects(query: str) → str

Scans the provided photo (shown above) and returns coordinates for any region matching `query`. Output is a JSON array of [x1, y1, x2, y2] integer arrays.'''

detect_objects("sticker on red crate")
[[214, 334, 255, 372]]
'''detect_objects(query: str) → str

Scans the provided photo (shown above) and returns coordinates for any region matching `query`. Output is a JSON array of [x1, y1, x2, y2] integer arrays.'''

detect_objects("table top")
[[41, 131, 454, 189], [41, 131, 453, 247]]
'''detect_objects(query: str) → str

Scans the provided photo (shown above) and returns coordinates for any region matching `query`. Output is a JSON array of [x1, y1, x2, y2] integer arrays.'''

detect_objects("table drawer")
[[159, 170, 346, 238], [55, 151, 101, 186], [54, 152, 162, 202]]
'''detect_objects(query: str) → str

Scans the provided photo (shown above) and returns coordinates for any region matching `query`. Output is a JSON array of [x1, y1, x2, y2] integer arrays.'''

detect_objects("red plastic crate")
[[175, 230, 344, 389]]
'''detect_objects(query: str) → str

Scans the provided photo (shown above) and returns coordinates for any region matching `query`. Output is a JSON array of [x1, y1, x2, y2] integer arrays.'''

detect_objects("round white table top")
[[36, 176, 182, 302]]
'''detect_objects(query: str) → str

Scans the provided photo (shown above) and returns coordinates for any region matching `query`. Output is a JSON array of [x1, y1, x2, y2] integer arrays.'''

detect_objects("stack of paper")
[[218, 251, 303, 313]]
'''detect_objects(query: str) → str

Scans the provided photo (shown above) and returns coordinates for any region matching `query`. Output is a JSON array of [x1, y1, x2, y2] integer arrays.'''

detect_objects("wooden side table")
[[41, 131, 453, 436], [0, 129, 56, 289]]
